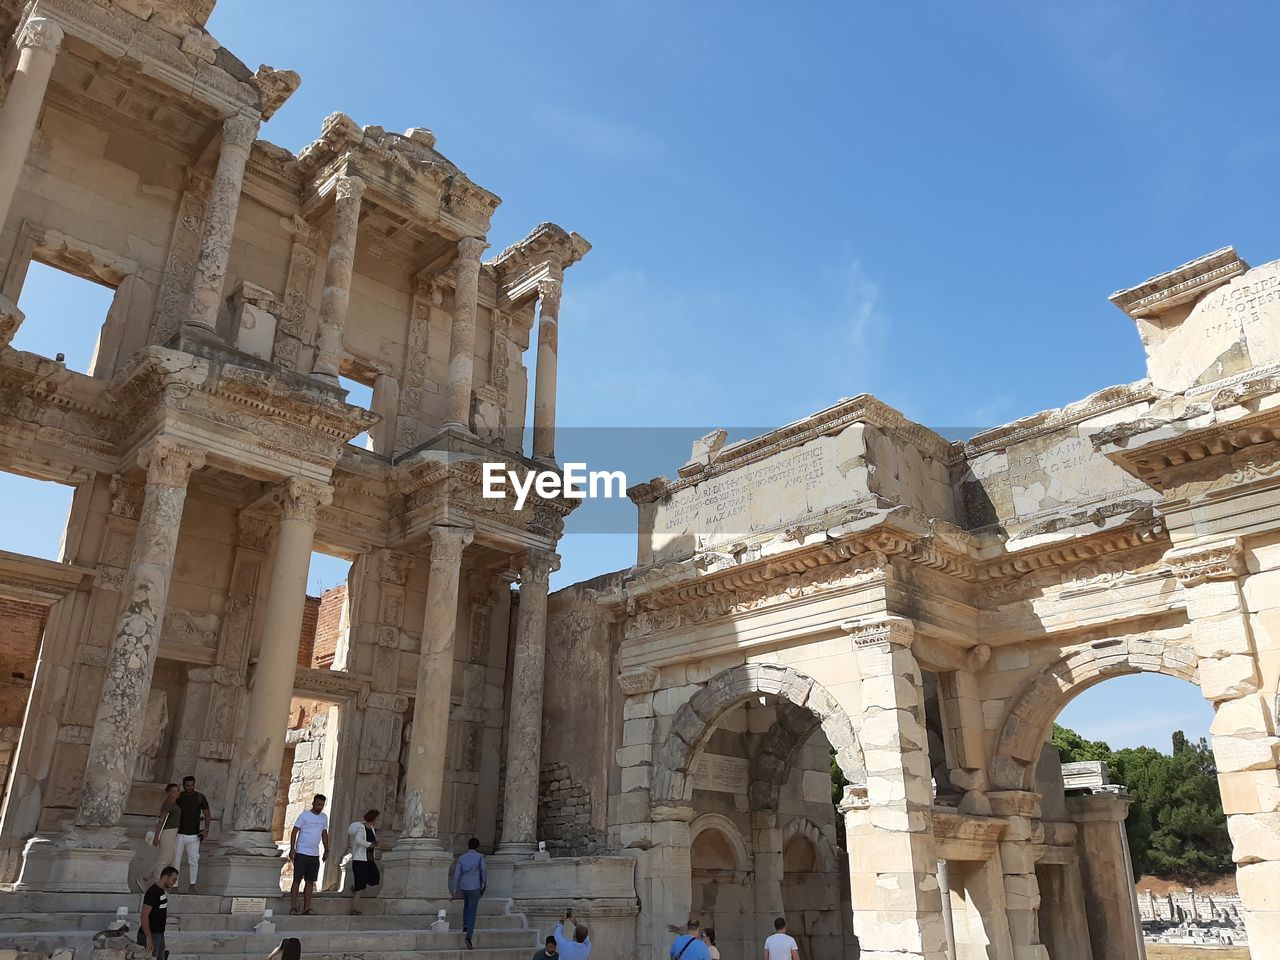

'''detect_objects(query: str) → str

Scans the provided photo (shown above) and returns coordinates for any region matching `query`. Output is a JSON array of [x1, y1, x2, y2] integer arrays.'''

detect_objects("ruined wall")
[[954, 383, 1160, 543], [539, 573, 626, 854], [0, 597, 44, 727]]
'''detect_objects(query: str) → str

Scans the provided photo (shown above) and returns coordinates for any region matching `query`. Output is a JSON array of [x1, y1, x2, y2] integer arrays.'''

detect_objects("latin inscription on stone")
[[692, 753, 749, 793], [652, 426, 869, 561]]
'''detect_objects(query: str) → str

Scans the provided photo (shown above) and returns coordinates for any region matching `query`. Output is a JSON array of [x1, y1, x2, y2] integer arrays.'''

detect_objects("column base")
[[486, 843, 539, 897], [15, 830, 133, 892], [199, 831, 286, 896], [379, 838, 455, 899]]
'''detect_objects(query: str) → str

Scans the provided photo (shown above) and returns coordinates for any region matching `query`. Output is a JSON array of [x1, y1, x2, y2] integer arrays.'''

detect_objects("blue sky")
[[13, 0, 1278, 749]]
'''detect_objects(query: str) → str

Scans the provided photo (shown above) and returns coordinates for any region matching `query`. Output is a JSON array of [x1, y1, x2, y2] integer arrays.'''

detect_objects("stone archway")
[[651, 663, 865, 804], [990, 632, 1199, 791]]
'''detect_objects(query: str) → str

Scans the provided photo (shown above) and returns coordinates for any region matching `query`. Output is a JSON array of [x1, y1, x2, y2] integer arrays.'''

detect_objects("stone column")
[[988, 790, 1051, 960], [496, 551, 557, 853], [186, 114, 260, 335], [202, 479, 330, 893], [633, 803, 696, 959], [403, 525, 472, 836], [311, 176, 366, 382], [369, 370, 400, 455], [0, 18, 63, 237], [751, 810, 785, 931], [841, 616, 949, 960], [443, 237, 486, 429], [1165, 539, 1280, 958], [77, 439, 205, 829], [231, 479, 331, 833], [1067, 790, 1144, 960], [532, 273, 562, 460], [382, 525, 472, 897]]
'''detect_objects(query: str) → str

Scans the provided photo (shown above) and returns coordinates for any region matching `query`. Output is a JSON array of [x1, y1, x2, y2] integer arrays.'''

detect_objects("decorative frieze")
[[1165, 539, 1246, 587]]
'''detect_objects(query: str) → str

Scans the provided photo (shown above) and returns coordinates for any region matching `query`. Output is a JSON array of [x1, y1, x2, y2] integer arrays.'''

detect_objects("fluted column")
[[228, 478, 332, 837], [497, 551, 557, 851], [0, 18, 63, 237], [443, 237, 487, 428], [312, 176, 367, 381], [77, 438, 205, 827], [401, 524, 473, 840], [186, 114, 260, 334], [532, 273, 562, 460]]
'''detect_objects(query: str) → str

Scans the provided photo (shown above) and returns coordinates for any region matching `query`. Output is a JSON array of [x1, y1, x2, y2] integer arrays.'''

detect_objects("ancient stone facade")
[[535, 244, 1280, 959], [0, 0, 590, 926]]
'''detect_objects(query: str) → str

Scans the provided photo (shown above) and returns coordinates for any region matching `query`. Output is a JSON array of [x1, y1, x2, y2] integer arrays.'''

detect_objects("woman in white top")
[[703, 927, 720, 959], [348, 809, 381, 914]]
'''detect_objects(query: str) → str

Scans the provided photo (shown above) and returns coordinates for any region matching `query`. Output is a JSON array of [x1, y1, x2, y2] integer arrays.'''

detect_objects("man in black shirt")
[[173, 775, 210, 893], [532, 935, 559, 959], [140, 865, 178, 958]]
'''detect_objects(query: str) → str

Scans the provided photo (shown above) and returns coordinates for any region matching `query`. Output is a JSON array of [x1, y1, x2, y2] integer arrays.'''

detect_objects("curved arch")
[[748, 700, 823, 811], [989, 632, 1199, 790], [652, 662, 865, 804], [690, 812, 751, 872], [781, 816, 839, 874]]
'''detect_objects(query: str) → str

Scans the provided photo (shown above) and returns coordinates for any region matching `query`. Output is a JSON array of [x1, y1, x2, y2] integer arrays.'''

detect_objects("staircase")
[[0, 891, 542, 960]]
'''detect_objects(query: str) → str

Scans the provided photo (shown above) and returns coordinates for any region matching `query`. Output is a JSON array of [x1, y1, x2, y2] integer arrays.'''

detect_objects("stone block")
[[1228, 812, 1280, 863], [1198, 655, 1260, 701], [614, 744, 652, 769], [1191, 614, 1255, 658], [622, 693, 655, 720], [1213, 734, 1280, 773], [620, 765, 651, 792], [1237, 860, 1280, 912], [1211, 693, 1275, 738], [623, 716, 655, 746]]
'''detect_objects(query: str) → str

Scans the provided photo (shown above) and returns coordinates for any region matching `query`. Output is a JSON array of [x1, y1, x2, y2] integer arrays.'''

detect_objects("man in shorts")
[[289, 794, 330, 915]]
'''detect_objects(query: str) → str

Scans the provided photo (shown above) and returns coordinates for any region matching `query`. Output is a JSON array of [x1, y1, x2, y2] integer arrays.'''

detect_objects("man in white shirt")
[[764, 917, 800, 960], [289, 793, 330, 915]]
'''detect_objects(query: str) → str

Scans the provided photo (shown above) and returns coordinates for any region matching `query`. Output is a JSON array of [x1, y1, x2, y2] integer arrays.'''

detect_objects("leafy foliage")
[[1053, 723, 1232, 881]]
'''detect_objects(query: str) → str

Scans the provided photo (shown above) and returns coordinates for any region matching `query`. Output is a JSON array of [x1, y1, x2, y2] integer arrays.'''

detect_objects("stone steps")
[[169, 952, 534, 960], [1, 891, 518, 917], [158, 929, 537, 951], [0, 912, 529, 933]]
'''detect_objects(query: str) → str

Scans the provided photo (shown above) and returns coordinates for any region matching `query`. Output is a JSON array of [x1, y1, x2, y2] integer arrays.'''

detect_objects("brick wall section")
[[311, 584, 345, 669], [297, 595, 320, 667], [0, 597, 48, 727], [539, 761, 606, 856]]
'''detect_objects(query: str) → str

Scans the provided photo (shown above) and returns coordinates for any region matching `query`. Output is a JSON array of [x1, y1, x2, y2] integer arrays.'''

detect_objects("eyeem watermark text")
[[482, 462, 628, 510]]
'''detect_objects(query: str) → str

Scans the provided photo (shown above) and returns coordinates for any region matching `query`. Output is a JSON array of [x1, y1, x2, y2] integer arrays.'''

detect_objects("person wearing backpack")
[[670, 919, 711, 960]]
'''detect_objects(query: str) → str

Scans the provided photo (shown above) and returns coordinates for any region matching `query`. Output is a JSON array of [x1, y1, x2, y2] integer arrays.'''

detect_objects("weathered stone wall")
[[538, 573, 626, 853], [0, 596, 44, 726]]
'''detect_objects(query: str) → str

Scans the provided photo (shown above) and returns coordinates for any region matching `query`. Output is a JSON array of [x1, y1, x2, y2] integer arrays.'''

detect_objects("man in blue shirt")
[[670, 920, 711, 960], [450, 837, 487, 949], [553, 908, 592, 959]]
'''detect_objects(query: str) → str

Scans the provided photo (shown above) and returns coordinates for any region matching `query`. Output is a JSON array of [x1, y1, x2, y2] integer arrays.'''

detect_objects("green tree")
[[1054, 725, 1231, 882]]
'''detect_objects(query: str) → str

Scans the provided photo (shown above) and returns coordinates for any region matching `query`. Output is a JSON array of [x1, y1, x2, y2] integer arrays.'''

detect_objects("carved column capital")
[[137, 437, 206, 488], [840, 615, 915, 649], [617, 666, 661, 695], [335, 175, 367, 204], [1164, 538, 1246, 587], [221, 113, 261, 151], [518, 550, 559, 586], [457, 236, 487, 263], [18, 17, 64, 54], [427, 524, 473, 565], [0, 295, 22, 348], [275, 478, 333, 523], [537, 275, 563, 314]]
